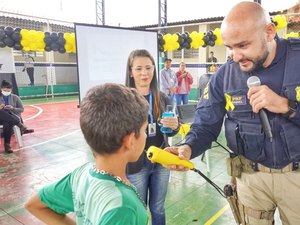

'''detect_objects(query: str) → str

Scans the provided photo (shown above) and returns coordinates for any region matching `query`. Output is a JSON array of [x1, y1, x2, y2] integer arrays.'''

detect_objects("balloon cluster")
[[177, 32, 192, 50], [158, 33, 165, 52], [0, 26, 76, 53], [64, 33, 76, 53], [44, 32, 66, 53], [203, 29, 222, 47], [20, 29, 45, 52], [272, 15, 287, 30], [203, 30, 217, 47], [159, 28, 222, 52], [0, 26, 22, 50], [189, 31, 204, 49], [162, 33, 180, 51], [43, 32, 76, 53]]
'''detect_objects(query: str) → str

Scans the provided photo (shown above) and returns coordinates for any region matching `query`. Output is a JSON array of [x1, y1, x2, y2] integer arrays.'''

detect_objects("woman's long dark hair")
[[125, 49, 162, 119]]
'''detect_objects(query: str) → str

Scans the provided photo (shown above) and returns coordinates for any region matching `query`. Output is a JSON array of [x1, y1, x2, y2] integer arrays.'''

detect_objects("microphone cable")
[[191, 167, 226, 198], [146, 146, 227, 198]]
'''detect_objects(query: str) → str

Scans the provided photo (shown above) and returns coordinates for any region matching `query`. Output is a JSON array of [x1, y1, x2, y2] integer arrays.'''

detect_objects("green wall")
[[190, 88, 199, 101], [19, 84, 78, 99], [18, 84, 198, 101]]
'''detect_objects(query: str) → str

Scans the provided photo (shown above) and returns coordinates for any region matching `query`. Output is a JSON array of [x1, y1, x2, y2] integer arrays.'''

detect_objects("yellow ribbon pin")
[[225, 93, 235, 111], [296, 86, 300, 101], [178, 124, 191, 138]]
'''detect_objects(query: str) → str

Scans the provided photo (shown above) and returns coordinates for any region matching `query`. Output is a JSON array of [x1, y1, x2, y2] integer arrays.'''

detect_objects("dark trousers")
[[0, 110, 20, 144], [26, 67, 34, 85]]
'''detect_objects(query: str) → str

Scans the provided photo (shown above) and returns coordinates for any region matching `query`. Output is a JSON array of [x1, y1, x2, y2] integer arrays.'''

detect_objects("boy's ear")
[[123, 132, 135, 152]]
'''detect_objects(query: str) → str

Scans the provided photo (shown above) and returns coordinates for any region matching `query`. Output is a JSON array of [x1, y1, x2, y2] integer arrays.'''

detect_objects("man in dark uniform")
[[167, 2, 300, 225]]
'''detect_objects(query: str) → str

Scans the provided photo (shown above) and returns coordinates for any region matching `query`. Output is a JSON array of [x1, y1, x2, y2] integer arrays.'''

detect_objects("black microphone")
[[247, 76, 273, 142]]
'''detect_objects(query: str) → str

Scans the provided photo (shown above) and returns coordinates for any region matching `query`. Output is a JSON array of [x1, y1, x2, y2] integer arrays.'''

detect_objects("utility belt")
[[227, 155, 300, 178]]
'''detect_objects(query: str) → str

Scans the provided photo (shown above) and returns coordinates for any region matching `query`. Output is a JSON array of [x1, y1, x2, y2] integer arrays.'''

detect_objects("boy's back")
[[25, 83, 149, 225], [39, 163, 148, 224]]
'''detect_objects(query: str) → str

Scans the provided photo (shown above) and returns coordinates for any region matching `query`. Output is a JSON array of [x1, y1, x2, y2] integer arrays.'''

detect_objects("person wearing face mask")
[[0, 80, 34, 153]]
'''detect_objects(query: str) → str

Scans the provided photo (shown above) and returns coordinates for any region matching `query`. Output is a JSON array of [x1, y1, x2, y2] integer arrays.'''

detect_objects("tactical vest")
[[223, 38, 300, 168]]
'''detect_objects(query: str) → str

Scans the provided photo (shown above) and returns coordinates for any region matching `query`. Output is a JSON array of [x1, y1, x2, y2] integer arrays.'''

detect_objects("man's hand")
[[164, 144, 192, 171], [247, 85, 289, 114], [0, 104, 4, 110]]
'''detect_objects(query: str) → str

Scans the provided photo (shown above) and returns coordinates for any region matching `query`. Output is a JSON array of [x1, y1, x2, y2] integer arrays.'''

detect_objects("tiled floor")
[[0, 97, 282, 225]]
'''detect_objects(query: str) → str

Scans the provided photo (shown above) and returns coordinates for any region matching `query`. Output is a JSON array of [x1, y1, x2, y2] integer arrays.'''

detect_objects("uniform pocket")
[[238, 122, 266, 162], [280, 122, 300, 160], [225, 119, 243, 154]]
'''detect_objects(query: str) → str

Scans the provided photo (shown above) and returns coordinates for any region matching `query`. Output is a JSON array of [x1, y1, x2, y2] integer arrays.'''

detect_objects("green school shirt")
[[38, 163, 148, 225]]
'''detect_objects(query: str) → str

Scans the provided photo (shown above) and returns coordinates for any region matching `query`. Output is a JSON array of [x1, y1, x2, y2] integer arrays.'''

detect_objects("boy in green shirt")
[[25, 83, 149, 225]]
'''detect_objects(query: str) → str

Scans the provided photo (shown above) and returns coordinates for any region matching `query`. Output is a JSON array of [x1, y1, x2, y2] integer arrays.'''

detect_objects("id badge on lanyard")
[[148, 91, 156, 137]]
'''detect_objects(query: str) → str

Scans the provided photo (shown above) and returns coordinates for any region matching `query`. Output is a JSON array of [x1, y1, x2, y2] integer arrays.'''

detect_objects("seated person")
[[25, 83, 149, 225], [0, 80, 34, 153]]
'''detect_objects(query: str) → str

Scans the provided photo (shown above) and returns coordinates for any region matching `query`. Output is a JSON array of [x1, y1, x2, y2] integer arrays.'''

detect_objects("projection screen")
[[75, 23, 158, 101]]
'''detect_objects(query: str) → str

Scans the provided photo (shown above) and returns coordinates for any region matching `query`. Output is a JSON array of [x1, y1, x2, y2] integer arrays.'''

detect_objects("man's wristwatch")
[[282, 100, 297, 118]]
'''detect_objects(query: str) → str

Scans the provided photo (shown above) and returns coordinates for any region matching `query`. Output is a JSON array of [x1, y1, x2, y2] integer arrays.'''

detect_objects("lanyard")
[[149, 91, 154, 124]]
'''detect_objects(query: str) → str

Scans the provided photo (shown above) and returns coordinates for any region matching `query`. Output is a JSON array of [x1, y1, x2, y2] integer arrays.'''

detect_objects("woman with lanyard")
[[125, 49, 180, 225]]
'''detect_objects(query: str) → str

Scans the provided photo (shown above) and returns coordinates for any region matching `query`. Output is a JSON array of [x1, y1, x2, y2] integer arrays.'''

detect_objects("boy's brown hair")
[[80, 83, 149, 154]]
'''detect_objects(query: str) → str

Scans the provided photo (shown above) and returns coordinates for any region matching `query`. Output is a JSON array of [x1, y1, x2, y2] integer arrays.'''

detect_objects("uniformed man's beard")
[[251, 50, 269, 72], [239, 42, 269, 73]]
